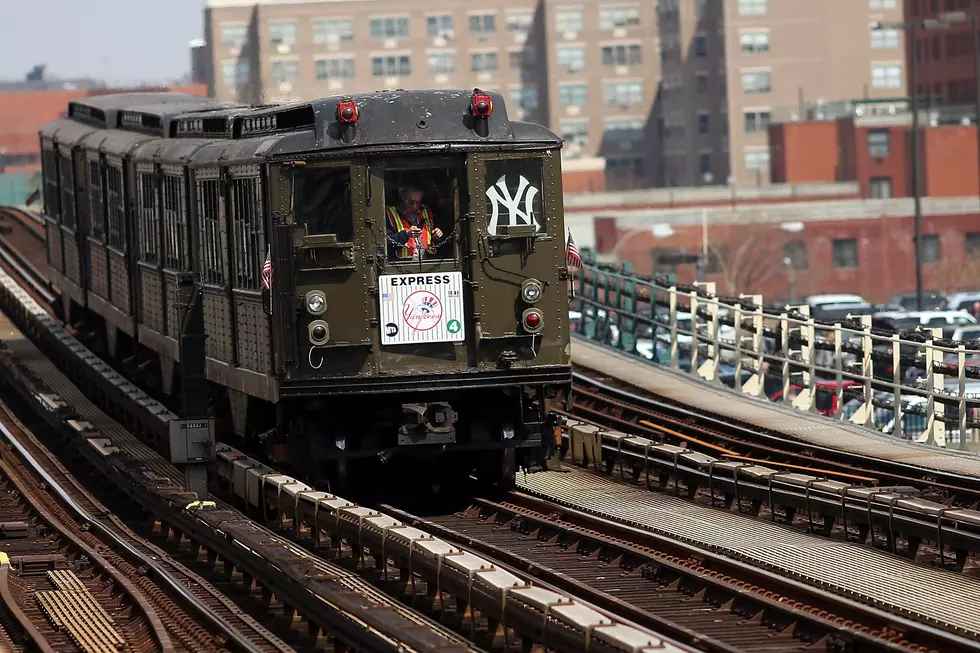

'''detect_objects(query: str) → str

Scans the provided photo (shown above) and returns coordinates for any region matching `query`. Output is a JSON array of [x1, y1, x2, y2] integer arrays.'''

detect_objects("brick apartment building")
[[200, 0, 908, 189]]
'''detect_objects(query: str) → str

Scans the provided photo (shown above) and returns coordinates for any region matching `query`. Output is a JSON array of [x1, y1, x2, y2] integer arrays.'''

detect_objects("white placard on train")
[[378, 272, 466, 346]]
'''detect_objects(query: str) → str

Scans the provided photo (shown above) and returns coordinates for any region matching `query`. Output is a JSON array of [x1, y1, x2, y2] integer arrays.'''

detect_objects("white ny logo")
[[485, 174, 541, 234]]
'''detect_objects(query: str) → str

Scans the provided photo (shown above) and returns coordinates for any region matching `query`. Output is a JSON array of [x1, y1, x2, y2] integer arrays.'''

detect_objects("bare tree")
[[706, 224, 784, 296]]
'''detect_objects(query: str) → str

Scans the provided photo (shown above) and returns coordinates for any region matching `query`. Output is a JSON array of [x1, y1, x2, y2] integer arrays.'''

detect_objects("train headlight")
[[305, 290, 327, 316], [522, 308, 544, 334], [521, 279, 543, 304], [309, 320, 330, 345]]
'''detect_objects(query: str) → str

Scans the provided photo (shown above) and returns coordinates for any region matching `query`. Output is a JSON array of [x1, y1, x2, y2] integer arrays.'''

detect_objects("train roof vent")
[[173, 115, 232, 138], [67, 101, 108, 127], [117, 110, 165, 134], [234, 104, 315, 138]]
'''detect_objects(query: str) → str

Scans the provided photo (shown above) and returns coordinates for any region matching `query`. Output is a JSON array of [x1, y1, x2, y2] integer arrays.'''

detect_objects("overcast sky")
[[0, 0, 206, 85]]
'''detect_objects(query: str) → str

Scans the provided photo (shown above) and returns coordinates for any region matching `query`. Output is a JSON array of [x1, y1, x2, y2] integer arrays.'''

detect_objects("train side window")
[[105, 163, 125, 250], [136, 169, 159, 264], [41, 143, 60, 220], [229, 175, 265, 290], [58, 150, 76, 230], [483, 157, 545, 236], [87, 158, 104, 241], [293, 167, 352, 241], [197, 177, 226, 286], [382, 167, 454, 262], [161, 172, 188, 272]]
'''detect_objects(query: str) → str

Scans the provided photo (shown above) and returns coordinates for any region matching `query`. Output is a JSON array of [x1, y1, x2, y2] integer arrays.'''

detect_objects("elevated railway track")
[[3, 206, 980, 652]]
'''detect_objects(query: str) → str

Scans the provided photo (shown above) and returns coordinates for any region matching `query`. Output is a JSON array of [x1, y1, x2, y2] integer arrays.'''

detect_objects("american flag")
[[261, 246, 273, 291], [566, 230, 581, 269]]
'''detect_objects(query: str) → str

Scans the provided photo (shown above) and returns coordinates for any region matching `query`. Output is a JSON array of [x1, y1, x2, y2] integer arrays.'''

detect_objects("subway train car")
[[37, 89, 572, 492]]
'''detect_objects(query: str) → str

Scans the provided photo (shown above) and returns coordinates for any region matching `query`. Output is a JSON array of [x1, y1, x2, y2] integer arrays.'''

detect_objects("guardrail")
[[571, 249, 980, 452]]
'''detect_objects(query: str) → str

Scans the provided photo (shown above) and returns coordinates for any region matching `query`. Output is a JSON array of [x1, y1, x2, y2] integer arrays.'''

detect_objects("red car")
[[769, 380, 861, 416]]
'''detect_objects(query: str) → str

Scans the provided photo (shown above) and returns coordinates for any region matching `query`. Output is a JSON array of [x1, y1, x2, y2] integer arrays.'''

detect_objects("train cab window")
[[105, 164, 126, 250], [383, 167, 455, 263], [136, 172, 159, 264], [41, 144, 60, 220], [483, 157, 545, 236], [87, 159, 104, 241], [58, 151, 76, 230], [293, 167, 353, 242]]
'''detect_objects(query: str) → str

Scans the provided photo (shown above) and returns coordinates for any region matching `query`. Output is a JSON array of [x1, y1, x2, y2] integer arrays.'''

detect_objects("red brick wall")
[[769, 122, 839, 184], [562, 168, 606, 194], [854, 125, 910, 198], [610, 213, 980, 303], [923, 126, 980, 197]]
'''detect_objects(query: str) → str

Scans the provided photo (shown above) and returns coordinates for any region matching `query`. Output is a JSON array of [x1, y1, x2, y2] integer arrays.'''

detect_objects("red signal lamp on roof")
[[471, 89, 493, 118], [337, 97, 359, 124]]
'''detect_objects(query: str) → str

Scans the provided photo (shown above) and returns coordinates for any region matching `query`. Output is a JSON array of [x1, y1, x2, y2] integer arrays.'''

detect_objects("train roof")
[[55, 89, 561, 154]]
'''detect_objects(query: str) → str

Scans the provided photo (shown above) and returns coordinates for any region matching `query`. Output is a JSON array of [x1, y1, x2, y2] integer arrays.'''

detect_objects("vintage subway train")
[[37, 89, 572, 492]]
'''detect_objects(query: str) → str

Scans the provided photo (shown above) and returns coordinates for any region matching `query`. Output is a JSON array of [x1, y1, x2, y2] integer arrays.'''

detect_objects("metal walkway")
[[572, 337, 980, 479], [517, 466, 980, 639]]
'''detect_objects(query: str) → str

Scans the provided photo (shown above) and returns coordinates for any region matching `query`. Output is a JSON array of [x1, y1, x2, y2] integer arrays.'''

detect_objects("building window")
[[599, 6, 640, 29], [556, 8, 583, 32], [966, 233, 980, 258], [922, 234, 941, 264], [832, 239, 859, 269], [428, 52, 455, 74], [869, 176, 893, 198], [560, 120, 589, 147], [741, 70, 771, 93], [471, 51, 499, 72], [744, 147, 770, 172], [783, 240, 808, 270], [222, 60, 250, 86], [559, 83, 587, 105], [427, 15, 453, 37], [370, 17, 409, 39], [470, 14, 496, 34], [313, 19, 354, 43], [872, 64, 903, 88], [869, 0, 898, 8], [510, 86, 540, 110], [740, 30, 769, 54], [744, 110, 771, 132], [508, 11, 533, 33], [699, 152, 712, 175], [870, 27, 901, 49], [603, 81, 643, 105], [557, 46, 586, 70], [269, 21, 297, 47], [371, 55, 411, 76], [603, 118, 645, 140], [696, 73, 709, 93], [220, 24, 247, 48], [738, 0, 767, 16], [270, 60, 298, 83], [601, 44, 641, 66], [315, 57, 355, 80], [698, 113, 710, 135], [694, 35, 707, 57], [509, 49, 536, 70], [867, 129, 890, 156]]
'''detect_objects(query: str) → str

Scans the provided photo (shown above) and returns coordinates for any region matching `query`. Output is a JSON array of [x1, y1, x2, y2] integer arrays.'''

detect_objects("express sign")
[[378, 272, 466, 346]]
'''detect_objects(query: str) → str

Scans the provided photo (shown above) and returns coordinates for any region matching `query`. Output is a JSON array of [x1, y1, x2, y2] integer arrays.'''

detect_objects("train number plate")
[[378, 272, 466, 346]]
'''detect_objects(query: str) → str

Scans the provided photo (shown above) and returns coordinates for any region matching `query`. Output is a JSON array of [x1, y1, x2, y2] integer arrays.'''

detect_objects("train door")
[[372, 156, 475, 374], [465, 151, 567, 368], [272, 159, 374, 380]]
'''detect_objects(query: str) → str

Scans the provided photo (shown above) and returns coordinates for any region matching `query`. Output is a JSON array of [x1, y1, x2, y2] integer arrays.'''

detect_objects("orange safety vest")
[[386, 205, 437, 258]]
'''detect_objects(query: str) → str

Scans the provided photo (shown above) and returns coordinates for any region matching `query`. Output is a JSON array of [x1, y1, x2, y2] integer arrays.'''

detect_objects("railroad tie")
[[36, 569, 125, 653]]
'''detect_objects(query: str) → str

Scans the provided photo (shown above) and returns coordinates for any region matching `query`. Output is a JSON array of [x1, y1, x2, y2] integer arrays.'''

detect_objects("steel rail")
[[0, 418, 266, 653]]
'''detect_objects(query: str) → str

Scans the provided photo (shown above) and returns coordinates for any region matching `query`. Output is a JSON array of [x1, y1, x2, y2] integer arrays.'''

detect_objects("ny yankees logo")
[[485, 174, 542, 234]]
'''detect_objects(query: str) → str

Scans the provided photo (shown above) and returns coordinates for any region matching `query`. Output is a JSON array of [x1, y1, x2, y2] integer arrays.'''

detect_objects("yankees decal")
[[485, 174, 542, 234]]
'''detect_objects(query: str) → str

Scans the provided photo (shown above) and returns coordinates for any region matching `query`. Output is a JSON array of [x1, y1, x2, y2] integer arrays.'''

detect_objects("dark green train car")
[[38, 89, 572, 492]]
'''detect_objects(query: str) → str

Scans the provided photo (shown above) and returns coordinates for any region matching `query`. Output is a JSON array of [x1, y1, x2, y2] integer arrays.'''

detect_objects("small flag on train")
[[566, 229, 581, 269], [261, 246, 274, 291]]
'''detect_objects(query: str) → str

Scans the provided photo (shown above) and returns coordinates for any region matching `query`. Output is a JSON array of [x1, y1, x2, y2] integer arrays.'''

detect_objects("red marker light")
[[523, 309, 543, 333], [525, 312, 541, 328], [337, 98, 359, 124], [471, 90, 493, 118]]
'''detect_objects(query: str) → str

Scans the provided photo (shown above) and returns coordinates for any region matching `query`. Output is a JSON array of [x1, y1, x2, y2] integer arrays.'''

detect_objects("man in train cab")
[[385, 184, 444, 261]]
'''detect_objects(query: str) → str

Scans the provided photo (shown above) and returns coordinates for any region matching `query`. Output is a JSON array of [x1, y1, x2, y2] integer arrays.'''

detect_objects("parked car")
[[768, 380, 861, 416]]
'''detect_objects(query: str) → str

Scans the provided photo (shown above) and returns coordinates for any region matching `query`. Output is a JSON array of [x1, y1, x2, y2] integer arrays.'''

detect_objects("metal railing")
[[571, 249, 980, 452]]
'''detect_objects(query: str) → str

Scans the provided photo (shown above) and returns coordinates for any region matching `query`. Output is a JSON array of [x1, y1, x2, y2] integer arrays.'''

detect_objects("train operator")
[[385, 184, 444, 261]]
